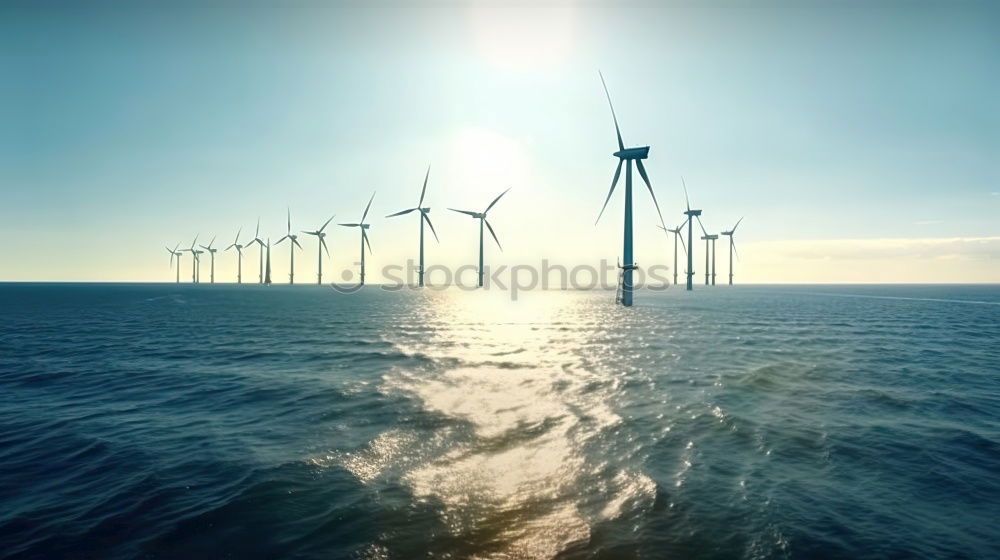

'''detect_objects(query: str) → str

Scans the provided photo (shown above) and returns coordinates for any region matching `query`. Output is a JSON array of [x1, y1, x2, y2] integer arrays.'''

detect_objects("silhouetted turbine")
[[339, 193, 376, 286], [303, 214, 335, 285], [386, 166, 440, 287], [225, 227, 245, 284], [276, 208, 303, 285], [594, 72, 667, 307], [681, 178, 705, 291], [246, 218, 266, 284], [658, 223, 687, 287], [449, 187, 509, 288], [198, 235, 218, 284], [165, 243, 183, 283]]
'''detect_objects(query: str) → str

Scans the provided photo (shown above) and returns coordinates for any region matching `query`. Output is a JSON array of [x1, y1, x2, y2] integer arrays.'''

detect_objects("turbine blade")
[[302, 230, 318, 236], [682, 176, 691, 212], [339, 223, 361, 227], [418, 165, 429, 207], [362, 229, 372, 254], [679, 229, 687, 256], [635, 159, 666, 230], [448, 208, 479, 218], [255, 217, 260, 238], [319, 214, 335, 232], [386, 208, 416, 218], [209, 235, 216, 248], [287, 207, 291, 234], [484, 218, 502, 251], [276, 235, 288, 245], [484, 187, 510, 213], [598, 71, 625, 152], [234, 227, 241, 245], [595, 158, 623, 225], [361, 192, 375, 223], [321, 237, 330, 258], [293, 238, 302, 250], [423, 212, 440, 243], [732, 238, 740, 262], [696, 215, 708, 237], [226, 243, 236, 251], [732, 216, 744, 232]]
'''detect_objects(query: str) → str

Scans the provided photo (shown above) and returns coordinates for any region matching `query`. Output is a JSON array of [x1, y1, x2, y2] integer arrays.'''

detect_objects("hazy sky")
[[2, 0, 998, 283]]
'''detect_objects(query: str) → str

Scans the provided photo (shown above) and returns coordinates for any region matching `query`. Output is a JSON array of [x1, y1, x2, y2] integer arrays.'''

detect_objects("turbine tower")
[[699, 230, 718, 286], [193, 249, 204, 283], [225, 227, 245, 284], [681, 179, 704, 291], [339, 193, 375, 286], [594, 72, 667, 307], [165, 243, 183, 283], [721, 217, 744, 286], [246, 218, 266, 284], [658, 223, 687, 287], [303, 215, 335, 285], [386, 166, 440, 287], [276, 208, 303, 285], [264, 238, 272, 285], [199, 236, 218, 284], [449, 188, 509, 288]]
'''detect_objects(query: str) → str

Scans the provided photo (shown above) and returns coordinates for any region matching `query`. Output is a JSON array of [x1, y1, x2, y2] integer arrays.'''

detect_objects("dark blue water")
[[1, 284, 998, 559]]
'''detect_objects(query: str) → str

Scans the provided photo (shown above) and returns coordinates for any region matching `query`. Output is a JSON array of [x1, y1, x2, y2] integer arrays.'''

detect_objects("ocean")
[[1, 283, 997, 559]]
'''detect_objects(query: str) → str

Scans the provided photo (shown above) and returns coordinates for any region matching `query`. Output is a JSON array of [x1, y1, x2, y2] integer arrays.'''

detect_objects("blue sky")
[[1, 0, 997, 282]]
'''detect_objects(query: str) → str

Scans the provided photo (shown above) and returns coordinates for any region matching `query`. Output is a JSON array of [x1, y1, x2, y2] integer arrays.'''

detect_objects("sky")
[[1, 0, 998, 284]]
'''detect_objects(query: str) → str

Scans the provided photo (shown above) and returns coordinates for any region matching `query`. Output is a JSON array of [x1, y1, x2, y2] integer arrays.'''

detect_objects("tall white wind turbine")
[[449, 188, 510, 288], [198, 236, 218, 284], [386, 166, 440, 287], [303, 214, 335, 285], [658, 223, 687, 287], [339, 193, 375, 286], [183, 235, 200, 283], [276, 208, 303, 285], [225, 227, 246, 284], [594, 72, 667, 307]]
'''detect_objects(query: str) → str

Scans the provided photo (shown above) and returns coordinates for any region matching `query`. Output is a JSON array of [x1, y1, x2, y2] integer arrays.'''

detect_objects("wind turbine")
[[681, 179, 704, 291], [199, 236, 218, 284], [658, 223, 687, 287], [594, 72, 667, 307], [276, 208, 303, 285], [183, 235, 200, 283], [165, 243, 183, 283], [339, 193, 375, 286], [449, 188, 509, 288], [303, 214, 335, 285], [386, 166, 440, 287], [246, 218, 266, 284], [721, 217, 744, 286], [193, 249, 204, 283], [225, 228, 245, 284], [700, 230, 718, 286]]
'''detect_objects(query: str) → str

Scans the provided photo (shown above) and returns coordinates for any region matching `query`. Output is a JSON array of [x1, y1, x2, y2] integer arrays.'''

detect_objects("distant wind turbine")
[[225, 227, 246, 284], [721, 217, 744, 286], [303, 214, 335, 285], [681, 178, 704, 291], [165, 243, 183, 283], [386, 166, 440, 287], [658, 223, 687, 287], [339, 193, 376, 286], [276, 208, 303, 285], [199, 236, 218, 284], [594, 72, 667, 307], [700, 229, 718, 286], [183, 235, 200, 283], [449, 187, 509, 288], [246, 218, 266, 284]]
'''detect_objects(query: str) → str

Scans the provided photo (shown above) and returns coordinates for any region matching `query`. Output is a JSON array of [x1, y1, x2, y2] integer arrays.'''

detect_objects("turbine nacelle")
[[685, 209, 703, 217], [614, 146, 650, 160]]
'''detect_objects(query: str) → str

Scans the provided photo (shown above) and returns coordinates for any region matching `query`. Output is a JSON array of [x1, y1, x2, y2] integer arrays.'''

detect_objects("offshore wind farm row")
[[162, 73, 745, 305]]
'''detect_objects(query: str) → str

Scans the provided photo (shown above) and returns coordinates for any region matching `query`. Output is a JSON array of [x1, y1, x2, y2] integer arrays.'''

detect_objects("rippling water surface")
[[1, 284, 998, 559]]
